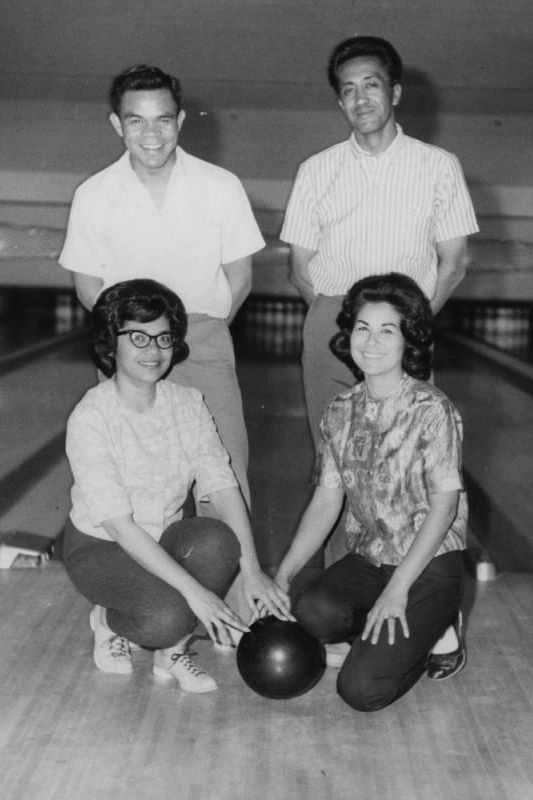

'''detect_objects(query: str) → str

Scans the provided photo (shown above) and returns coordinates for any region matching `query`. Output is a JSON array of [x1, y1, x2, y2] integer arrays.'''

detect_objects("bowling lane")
[[435, 334, 533, 571], [0, 337, 94, 481], [0, 332, 95, 538]]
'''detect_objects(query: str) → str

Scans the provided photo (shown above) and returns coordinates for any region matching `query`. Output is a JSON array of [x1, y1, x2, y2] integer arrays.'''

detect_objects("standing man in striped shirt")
[[281, 35, 479, 458]]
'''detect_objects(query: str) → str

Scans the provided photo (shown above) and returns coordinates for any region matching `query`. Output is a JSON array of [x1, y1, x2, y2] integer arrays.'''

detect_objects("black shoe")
[[426, 613, 466, 681]]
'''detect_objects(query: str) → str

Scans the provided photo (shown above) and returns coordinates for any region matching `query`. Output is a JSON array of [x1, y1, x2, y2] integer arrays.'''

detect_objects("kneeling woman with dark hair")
[[276, 273, 467, 711], [63, 279, 290, 693]]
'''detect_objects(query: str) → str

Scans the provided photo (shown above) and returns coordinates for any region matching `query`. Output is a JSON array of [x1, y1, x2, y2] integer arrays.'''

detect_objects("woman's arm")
[[275, 485, 345, 592], [102, 514, 248, 645], [362, 490, 459, 646], [207, 486, 293, 621]]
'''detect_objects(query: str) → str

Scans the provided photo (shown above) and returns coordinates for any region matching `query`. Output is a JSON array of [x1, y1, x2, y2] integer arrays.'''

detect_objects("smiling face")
[[337, 56, 401, 150], [115, 314, 173, 389], [350, 302, 405, 390], [110, 88, 185, 178]]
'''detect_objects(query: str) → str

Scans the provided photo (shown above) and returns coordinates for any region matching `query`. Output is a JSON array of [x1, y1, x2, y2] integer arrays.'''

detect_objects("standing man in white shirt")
[[281, 36, 479, 456], [60, 65, 264, 507]]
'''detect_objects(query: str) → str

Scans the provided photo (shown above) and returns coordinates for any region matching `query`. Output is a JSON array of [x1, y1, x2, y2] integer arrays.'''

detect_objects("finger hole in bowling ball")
[[236, 615, 326, 699]]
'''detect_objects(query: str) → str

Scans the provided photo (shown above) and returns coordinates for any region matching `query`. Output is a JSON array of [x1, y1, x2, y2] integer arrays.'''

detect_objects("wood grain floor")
[[1, 565, 532, 800]]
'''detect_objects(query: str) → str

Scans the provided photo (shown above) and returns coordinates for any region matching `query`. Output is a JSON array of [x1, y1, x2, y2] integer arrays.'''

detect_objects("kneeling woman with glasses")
[[63, 279, 290, 693]]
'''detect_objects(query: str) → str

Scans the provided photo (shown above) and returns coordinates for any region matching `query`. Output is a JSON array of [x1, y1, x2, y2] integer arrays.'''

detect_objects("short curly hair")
[[109, 64, 182, 116], [330, 273, 433, 381], [92, 279, 189, 377]]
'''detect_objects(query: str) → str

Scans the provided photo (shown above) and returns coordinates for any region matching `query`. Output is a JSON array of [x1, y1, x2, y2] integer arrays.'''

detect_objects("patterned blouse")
[[66, 379, 237, 542], [317, 375, 467, 566]]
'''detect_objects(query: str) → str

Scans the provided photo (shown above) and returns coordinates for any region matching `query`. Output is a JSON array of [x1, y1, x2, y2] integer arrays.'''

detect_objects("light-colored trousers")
[[169, 314, 250, 508], [301, 295, 356, 565]]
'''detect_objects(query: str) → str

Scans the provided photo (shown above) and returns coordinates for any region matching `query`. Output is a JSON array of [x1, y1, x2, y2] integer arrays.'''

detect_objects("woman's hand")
[[274, 568, 291, 596], [241, 565, 294, 622], [185, 584, 249, 646], [361, 582, 410, 646]]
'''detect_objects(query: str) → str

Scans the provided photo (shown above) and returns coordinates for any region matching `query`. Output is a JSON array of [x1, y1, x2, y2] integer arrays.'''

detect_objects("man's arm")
[[289, 244, 318, 306], [223, 256, 252, 324], [74, 272, 104, 311], [431, 236, 469, 314]]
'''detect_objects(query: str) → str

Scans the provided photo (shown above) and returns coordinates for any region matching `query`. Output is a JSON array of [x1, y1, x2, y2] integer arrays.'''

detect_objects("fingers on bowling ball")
[[236, 615, 326, 699]]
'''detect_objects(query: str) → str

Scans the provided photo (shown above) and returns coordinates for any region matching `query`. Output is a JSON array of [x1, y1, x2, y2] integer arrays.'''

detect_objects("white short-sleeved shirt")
[[59, 148, 265, 318], [280, 126, 479, 300], [66, 379, 238, 541]]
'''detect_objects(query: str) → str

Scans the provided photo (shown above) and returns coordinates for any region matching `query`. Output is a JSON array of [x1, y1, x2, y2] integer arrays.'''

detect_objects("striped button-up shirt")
[[280, 126, 478, 300]]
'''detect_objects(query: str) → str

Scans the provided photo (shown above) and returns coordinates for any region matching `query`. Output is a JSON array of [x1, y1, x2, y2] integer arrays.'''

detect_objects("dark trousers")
[[62, 517, 240, 649], [294, 551, 464, 712]]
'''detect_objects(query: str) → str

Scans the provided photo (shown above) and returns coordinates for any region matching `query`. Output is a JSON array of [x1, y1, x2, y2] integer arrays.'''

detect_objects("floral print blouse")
[[317, 375, 467, 566]]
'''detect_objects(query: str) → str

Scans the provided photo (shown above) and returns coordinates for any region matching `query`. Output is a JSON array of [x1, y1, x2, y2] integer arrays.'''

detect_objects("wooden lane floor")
[[0, 561, 532, 799], [0, 335, 95, 537], [0, 339, 532, 799], [434, 336, 533, 572]]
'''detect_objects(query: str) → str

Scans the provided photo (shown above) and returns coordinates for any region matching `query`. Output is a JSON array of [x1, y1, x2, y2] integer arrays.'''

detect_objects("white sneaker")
[[153, 647, 217, 693], [89, 606, 133, 675], [325, 642, 350, 668]]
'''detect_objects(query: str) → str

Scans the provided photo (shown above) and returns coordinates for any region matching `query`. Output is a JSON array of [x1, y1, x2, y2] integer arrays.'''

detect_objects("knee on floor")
[[336, 664, 397, 713]]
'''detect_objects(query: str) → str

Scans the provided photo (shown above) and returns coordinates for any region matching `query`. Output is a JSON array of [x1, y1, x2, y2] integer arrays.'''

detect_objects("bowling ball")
[[236, 615, 326, 699]]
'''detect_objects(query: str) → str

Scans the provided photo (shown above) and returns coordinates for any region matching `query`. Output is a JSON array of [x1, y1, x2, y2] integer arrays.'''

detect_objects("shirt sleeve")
[[280, 162, 320, 251], [184, 397, 239, 499], [66, 404, 132, 525], [219, 174, 265, 264], [420, 399, 464, 494], [315, 411, 343, 489], [433, 154, 479, 243], [58, 185, 108, 277]]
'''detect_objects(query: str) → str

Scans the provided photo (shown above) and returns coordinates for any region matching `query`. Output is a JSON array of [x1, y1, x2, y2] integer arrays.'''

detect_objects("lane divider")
[[0, 328, 87, 377], [0, 432, 66, 518]]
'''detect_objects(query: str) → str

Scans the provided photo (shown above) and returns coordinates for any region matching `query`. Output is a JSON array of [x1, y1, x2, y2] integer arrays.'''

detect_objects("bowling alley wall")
[[1, 98, 533, 301], [0, 99, 532, 242]]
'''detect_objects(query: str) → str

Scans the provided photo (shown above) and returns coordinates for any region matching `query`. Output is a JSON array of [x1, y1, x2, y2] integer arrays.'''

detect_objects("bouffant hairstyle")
[[327, 35, 403, 94], [330, 272, 433, 381], [92, 279, 189, 378]]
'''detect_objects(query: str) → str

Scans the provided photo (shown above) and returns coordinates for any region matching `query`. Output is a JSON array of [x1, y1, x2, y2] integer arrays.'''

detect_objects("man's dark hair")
[[327, 36, 403, 94], [330, 272, 433, 381], [109, 65, 182, 115], [92, 279, 189, 377]]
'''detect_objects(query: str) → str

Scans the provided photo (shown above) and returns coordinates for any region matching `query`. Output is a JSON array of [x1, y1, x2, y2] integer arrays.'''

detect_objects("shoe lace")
[[108, 635, 131, 659], [170, 650, 206, 676]]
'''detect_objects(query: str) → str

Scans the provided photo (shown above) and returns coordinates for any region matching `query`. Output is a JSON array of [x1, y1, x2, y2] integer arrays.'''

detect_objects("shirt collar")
[[349, 124, 404, 161], [117, 147, 184, 186]]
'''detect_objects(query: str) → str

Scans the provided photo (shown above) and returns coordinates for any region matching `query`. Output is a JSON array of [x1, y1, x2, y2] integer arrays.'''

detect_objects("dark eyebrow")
[[123, 112, 176, 120], [355, 319, 399, 328], [121, 326, 172, 334], [341, 71, 385, 84]]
